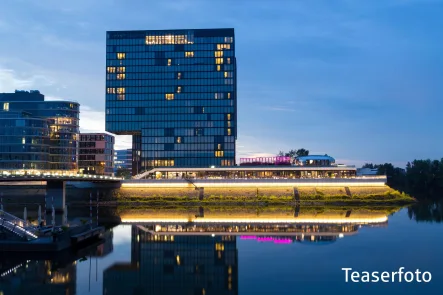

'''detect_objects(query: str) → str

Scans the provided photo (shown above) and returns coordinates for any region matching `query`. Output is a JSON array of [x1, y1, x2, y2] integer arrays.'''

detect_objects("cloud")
[[0, 67, 55, 92], [79, 106, 132, 150], [79, 107, 105, 133], [114, 135, 132, 150], [112, 225, 132, 246]]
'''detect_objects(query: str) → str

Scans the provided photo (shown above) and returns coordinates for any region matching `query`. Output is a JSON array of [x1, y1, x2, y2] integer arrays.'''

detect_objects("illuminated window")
[[224, 72, 233, 78], [216, 58, 224, 64], [176, 137, 181, 144], [227, 121, 231, 127], [215, 93, 223, 99], [215, 51, 223, 57], [227, 114, 231, 120], [146, 35, 193, 45], [117, 87, 125, 94], [117, 53, 125, 59], [217, 44, 231, 50], [225, 37, 233, 43], [3, 102, 9, 111], [107, 67, 116, 73], [177, 72, 181, 79], [107, 88, 115, 94], [185, 51, 194, 57], [22, 137, 25, 144], [227, 58, 231, 64], [117, 74, 126, 80], [202, 107, 205, 113], [165, 94, 174, 100], [227, 93, 231, 99], [117, 95, 125, 100], [215, 151, 224, 157], [177, 86, 181, 93], [217, 65, 221, 71], [168, 59, 172, 66], [217, 144, 221, 150], [117, 67, 125, 73], [227, 128, 231, 136]]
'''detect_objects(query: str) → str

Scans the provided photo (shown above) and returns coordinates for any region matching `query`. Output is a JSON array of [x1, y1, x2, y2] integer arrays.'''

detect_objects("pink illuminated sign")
[[240, 236, 293, 244]]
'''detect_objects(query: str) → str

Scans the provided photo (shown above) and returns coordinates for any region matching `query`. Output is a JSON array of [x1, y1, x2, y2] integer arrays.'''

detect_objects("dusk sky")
[[0, 0, 442, 167]]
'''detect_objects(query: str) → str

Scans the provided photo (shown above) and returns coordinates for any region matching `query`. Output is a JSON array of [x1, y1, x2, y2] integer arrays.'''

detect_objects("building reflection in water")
[[103, 207, 391, 294], [0, 228, 114, 295], [0, 259, 77, 295], [103, 225, 238, 295]]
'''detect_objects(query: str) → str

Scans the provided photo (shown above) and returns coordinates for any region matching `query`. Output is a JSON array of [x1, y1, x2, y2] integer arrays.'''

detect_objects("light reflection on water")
[[0, 204, 442, 295]]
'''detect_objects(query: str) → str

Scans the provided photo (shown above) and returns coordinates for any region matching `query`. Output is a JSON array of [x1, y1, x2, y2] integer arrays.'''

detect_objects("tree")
[[116, 168, 132, 179], [296, 149, 309, 157], [278, 148, 309, 158]]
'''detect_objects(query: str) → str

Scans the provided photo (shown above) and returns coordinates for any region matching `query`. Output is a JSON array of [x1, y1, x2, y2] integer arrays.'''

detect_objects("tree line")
[[363, 159, 443, 200], [278, 149, 309, 158]]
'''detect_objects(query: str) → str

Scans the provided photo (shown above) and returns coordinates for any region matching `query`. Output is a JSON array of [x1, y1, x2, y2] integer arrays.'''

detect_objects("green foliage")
[[363, 159, 443, 200], [116, 168, 132, 179], [278, 148, 309, 158]]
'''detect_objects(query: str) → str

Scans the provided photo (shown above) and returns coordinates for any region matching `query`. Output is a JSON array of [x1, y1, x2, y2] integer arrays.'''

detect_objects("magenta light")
[[274, 239, 292, 244], [240, 236, 257, 240], [257, 237, 274, 242]]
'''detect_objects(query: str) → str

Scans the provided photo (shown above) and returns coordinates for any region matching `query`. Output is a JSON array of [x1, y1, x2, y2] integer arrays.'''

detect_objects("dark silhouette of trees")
[[363, 159, 443, 200], [278, 149, 309, 158]]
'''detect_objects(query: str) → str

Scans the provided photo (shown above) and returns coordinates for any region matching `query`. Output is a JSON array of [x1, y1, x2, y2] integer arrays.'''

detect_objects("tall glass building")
[[105, 29, 237, 174], [0, 90, 80, 171]]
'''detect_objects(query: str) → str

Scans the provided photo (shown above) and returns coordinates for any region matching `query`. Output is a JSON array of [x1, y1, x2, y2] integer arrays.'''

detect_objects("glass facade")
[[114, 149, 132, 172], [0, 111, 50, 170], [0, 90, 80, 171], [105, 29, 237, 174], [103, 225, 238, 295], [79, 133, 115, 175]]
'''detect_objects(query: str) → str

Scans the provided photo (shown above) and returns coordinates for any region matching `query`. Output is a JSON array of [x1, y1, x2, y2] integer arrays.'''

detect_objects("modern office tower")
[[0, 110, 50, 170], [114, 148, 132, 172], [103, 225, 238, 295], [79, 133, 115, 175], [105, 29, 237, 175], [0, 90, 80, 171]]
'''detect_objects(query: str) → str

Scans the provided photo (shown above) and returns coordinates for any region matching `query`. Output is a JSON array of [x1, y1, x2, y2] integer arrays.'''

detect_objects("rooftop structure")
[[134, 165, 357, 180]]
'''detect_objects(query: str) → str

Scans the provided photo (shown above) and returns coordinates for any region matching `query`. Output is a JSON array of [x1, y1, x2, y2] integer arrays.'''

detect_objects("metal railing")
[[0, 210, 38, 239]]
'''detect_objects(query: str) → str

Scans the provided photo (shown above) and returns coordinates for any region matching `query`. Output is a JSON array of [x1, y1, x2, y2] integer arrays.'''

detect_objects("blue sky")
[[0, 0, 442, 167]]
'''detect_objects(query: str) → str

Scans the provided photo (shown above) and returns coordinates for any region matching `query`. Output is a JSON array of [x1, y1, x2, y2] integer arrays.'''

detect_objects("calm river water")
[[0, 195, 442, 295]]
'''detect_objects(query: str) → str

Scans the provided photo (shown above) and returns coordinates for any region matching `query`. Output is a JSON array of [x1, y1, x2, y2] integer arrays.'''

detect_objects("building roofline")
[[106, 28, 234, 33], [146, 166, 357, 173]]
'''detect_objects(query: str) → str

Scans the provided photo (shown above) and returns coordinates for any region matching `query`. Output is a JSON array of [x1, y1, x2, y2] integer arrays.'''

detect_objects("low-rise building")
[[79, 133, 114, 176], [114, 149, 132, 172], [357, 168, 379, 176], [0, 90, 80, 172], [0, 111, 50, 170]]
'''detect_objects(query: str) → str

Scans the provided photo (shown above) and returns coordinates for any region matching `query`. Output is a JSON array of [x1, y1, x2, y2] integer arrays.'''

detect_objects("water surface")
[[0, 203, 442, 295]]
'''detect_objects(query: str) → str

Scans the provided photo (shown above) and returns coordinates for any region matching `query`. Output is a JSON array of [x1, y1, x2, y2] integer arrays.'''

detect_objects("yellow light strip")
[[121, 216, 388, 224], [121, 181, 387, 188]]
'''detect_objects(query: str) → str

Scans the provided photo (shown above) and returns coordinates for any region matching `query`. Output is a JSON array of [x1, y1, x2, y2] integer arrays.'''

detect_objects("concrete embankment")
[[116, 185, 415, 205]]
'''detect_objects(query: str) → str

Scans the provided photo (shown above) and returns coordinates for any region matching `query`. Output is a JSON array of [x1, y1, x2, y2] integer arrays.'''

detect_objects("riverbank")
[[115, 186, 415, 206]]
